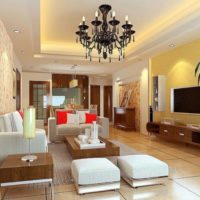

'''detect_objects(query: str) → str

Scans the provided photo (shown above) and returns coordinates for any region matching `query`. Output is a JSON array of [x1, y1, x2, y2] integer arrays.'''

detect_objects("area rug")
[[48, 140, 141, 185]]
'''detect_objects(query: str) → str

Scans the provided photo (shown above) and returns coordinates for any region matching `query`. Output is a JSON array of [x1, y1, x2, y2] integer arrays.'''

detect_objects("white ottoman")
[[71, 158, 120, 194], [117, 155, 168, 188]]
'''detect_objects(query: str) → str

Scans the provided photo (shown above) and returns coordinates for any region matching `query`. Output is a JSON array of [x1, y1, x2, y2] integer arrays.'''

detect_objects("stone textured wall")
[[119, 80, 140, 131], [0, 20, 16, 114]]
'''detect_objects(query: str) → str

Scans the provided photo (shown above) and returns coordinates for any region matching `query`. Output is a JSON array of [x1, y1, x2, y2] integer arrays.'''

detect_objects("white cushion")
[[117, 155, 168, 179], [67, 113, 79, 125], [3, 114, 12, 132], [11, 111, 23, 132], [71, 158, 120, 185], [76, 110, 89, 124]]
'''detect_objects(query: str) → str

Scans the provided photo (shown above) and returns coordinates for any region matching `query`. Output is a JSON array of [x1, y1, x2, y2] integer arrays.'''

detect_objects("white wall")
[[113, 60, 149, 134], [22, 72, 52, 108], [140, 67, 149, 134], [89, 76, 112, 117]]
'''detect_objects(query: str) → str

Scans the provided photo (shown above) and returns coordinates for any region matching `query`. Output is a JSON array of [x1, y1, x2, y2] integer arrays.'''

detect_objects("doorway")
[[90, 85, 100, 116], [104, 86, 113, 121], [29, 81, 50, 124]]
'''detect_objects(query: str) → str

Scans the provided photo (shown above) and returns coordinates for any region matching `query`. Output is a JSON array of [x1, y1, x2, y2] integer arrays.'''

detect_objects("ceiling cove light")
[[75, 4, 135, 63]]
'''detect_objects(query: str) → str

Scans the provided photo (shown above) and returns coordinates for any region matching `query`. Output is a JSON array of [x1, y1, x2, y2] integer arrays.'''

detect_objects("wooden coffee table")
[[0, 153, 54, 200], [65, 136, 120, 159]]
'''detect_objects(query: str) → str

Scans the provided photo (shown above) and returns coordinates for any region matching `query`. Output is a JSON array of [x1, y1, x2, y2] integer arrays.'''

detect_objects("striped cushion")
[[2, 113, 12, 132], [0, 112, 23, 132]]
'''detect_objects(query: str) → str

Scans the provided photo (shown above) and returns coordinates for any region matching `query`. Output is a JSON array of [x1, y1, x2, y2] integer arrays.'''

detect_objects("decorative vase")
[[88, 121, 100, 144]]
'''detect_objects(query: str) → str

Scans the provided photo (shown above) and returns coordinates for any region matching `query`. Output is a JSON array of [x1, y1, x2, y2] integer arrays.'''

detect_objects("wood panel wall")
[[119, 80, 140, 131]]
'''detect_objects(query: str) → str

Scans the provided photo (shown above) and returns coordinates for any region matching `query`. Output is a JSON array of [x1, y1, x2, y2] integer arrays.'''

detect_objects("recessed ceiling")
[[0, 0, 200, 75]]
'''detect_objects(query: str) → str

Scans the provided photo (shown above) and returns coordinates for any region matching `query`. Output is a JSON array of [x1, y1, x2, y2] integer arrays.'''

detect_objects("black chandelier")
[[75, 4, 135, 62]]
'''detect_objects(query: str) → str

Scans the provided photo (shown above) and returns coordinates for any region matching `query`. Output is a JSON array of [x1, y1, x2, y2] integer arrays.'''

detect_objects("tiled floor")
[[1, 127, 200, 200]]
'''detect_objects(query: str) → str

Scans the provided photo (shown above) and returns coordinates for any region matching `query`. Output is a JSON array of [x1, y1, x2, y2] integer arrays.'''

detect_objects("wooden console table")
[[146, 122, 200, 147], [0, 153, 54, 200], [114, 107, 136, 131]]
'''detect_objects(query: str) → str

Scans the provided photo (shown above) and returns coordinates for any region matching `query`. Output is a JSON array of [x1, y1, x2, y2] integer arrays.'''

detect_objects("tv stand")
[[146, 122, 200, 147]]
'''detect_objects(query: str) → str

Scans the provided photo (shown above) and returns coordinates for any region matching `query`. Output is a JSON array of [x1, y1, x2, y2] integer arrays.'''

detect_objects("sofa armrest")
[[0, 130, 47, 163], [48, 117, 57, 142], [97, 116, 109, 138]]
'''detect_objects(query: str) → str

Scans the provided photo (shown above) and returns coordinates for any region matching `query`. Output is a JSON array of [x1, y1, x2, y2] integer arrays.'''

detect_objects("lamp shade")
[[69, 79, 78, 88], [23, 107, 36, 139]]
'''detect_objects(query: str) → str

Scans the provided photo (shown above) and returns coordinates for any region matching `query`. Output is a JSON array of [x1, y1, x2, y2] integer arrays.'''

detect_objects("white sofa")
[[0, 111, 48, 164], [48, 109, 109, 142]]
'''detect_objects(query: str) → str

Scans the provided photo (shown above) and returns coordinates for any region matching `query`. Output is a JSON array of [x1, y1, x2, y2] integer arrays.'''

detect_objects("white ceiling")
[[0, 0, 200, 75]]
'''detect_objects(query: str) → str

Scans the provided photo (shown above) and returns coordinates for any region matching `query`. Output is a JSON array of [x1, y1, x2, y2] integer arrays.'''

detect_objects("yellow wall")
[[150, 39, 200, 124]]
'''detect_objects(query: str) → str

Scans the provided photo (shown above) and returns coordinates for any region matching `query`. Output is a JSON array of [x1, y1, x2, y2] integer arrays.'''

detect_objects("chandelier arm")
[[88, 35, 97, 49], [113, 34, 123, 48]]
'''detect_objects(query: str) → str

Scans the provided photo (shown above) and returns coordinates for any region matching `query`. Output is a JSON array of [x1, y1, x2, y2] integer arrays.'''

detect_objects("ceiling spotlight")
[[13, 29, 20, 33], [169, 43, 176, 48], [116, 77, 121, 83]]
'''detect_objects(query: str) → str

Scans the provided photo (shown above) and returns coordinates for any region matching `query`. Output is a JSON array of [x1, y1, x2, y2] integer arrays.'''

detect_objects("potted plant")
[[195, 62, 200, 85]]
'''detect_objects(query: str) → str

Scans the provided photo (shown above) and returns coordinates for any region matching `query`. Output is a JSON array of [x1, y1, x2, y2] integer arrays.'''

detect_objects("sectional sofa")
[[0, 111, 48, 163]]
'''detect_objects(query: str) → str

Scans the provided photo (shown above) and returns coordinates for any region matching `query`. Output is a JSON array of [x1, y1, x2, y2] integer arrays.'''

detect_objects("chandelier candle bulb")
[[112, 11, 116, 18], [82, 16, 85, 22], [125, 15, 128, 22], [95, 11, 98, 17]]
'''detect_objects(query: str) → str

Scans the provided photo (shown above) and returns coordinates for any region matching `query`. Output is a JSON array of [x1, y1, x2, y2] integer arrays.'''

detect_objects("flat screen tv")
[[171, 86, 200, 114]]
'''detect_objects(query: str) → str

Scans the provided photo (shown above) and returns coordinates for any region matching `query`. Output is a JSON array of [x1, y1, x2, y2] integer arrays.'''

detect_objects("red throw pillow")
[[85, 113, 97, 124], [17, 110, 24, 119], [56, 111, 71, 125]]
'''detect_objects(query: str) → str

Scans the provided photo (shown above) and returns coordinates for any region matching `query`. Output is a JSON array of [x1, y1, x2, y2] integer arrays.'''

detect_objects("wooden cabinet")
[[174, 127, 187, 143], [160, 124, 175, 140], [147, 122, 200, 146], [114, 107, 136, 131]]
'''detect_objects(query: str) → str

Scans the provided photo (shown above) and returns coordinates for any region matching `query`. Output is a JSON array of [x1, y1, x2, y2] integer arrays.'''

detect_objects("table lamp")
[[21, 106, 37, 162]]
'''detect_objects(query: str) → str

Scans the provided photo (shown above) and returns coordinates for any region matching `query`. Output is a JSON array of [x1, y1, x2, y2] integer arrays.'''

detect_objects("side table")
[[0, 153, 54, 200]]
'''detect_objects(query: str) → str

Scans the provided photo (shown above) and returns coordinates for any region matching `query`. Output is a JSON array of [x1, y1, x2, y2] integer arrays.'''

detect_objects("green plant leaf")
[[195, 62, 200, 75]]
